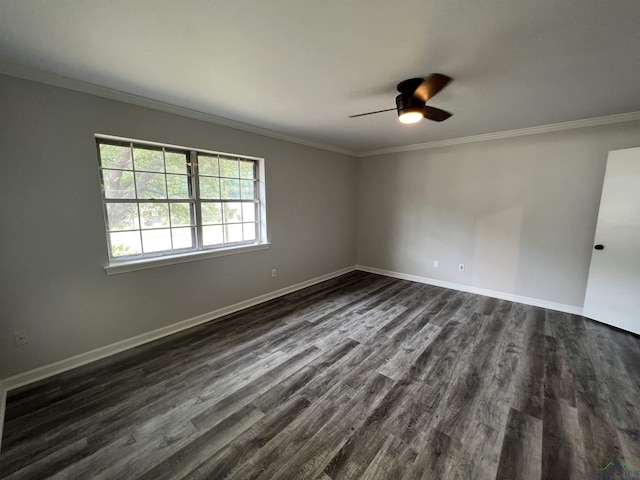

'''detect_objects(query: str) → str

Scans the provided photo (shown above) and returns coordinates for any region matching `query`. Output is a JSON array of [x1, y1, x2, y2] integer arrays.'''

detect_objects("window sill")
[[104, 242, 270, 275]]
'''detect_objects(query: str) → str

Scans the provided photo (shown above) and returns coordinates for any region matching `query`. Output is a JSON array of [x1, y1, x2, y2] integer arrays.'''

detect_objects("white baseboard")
[[0, 265, 355, 396], [356, 265, 584, 316]]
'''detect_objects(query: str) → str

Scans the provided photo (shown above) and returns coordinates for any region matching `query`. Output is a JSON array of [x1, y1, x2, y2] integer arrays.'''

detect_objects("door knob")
[[594, 244, 605, 250]]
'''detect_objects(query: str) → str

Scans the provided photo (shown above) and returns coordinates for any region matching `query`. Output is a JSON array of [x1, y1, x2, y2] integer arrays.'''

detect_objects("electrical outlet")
[[433, 260, 439, 268], [458, 264, 465, 272], [271, 268, 277, 277], [14, 330, 29, 346]]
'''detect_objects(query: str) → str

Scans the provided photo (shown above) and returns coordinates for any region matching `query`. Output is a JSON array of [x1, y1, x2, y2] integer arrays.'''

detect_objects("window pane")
[[100, 144, 132, 170], [203, 225, 223, 246], [224, 202, 242, 223], [140, 203, 169, 229], [242, 202, 256, 222], [110, 231, 141, 257], [225, 223, 243, 243], [142, 229, 172, 253], [239, 161, 254, 179], [167, 174, 190, 199], [243, 223, 256, 242], [165, 151, 189, 174], [202, 202, 222, 224], [220, 158, 239, 178], [136, 172, 167, 199], [106, 203, 139, 231], [240, 180, 255, 200], [199, 176, 220, 199], [198, 155, 219, 176], [170, 203, 193, 227], [221, 178, 240, 199], [134, 148, 164, 172], [172, 227, 194, 250], [102, 169, 135, 199]]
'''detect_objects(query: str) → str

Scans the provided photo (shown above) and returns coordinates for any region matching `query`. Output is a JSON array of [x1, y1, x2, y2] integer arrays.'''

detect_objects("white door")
[[583, 147, 640, 334]]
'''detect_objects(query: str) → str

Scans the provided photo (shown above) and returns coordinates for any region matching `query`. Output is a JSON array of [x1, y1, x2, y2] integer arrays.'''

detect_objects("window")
[[97, 135, 266, 269]]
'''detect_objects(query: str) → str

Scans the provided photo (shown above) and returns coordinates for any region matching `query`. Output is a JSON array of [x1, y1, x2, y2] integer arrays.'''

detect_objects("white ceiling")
[[1, 0, 639, 154]]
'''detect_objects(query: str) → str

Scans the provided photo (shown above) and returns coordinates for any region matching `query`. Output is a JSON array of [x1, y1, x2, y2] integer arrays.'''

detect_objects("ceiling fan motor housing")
[[395, 93, 425, 117], [395, 77, 426, 117]]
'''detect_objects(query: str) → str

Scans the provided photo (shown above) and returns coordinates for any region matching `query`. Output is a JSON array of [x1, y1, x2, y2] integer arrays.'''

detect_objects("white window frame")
[[96, 134, 268, 275]]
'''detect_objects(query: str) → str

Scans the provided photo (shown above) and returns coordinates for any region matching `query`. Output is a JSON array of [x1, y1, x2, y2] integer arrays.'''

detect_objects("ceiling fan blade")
[[423, 106, 452, 122], [412, 74, 452, 103], [348, 107, 396, 118]]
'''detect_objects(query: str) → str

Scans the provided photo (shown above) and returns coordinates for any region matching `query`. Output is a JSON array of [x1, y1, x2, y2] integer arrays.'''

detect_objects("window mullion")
[[162, 148, 175, 252], [192, 151, 203, 250], [130, 142, 145, 255]]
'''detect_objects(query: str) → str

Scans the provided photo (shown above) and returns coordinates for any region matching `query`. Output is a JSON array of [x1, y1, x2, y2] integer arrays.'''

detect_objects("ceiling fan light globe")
[[399, 111, 423, 124]]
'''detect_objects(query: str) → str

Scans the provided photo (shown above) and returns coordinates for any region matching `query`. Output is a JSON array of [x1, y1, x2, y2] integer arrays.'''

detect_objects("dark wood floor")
[[2, 271, 639, 479]]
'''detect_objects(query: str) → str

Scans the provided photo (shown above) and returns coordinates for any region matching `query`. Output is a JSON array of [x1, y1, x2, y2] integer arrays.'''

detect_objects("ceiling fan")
[[349, 73, 453, 124]]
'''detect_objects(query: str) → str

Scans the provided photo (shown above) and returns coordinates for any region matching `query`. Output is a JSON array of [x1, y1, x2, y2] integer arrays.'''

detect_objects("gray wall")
[[356, 122, 640, 308], [0, 74, 357, 378], [2, 71, 639, 380]]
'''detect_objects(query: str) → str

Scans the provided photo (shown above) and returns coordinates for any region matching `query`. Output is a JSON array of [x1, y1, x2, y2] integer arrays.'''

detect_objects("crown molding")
[[357, 111, 640, 157], [2, 62, 639, 159], [0, 62, 357, 157]]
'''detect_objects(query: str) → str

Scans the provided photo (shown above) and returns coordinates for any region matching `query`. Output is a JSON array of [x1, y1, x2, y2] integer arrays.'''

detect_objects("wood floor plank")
[[252, 338, 359, 413], [192, 336, 401, 479], [408, 429, 460, 480], [262, 373, 396, 480], [607, 327, 640, 393], [189, 346, 322, 433], [135, 404, 264, 480], [322, 380, 410, 480], [547, 312, 625, 474], [49, 412, 198, 479], [3, 438, 89, 480], [451, 419, 505, 480], [582, 320, 640, 463], [434, 312, 509, 440], [377, 322, 441, 381], [323, 299, 483, 479], [469, 307, 525, 430], [543, 333, 577, 406], [511, 303, 546, 419], [189, 396, 314, 479], [2, 272, 639, 480], [219, 393, 349, 480], [495, 408, 543, 480], [358, 434, 404, 480], [541, 398, 586, 480]]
